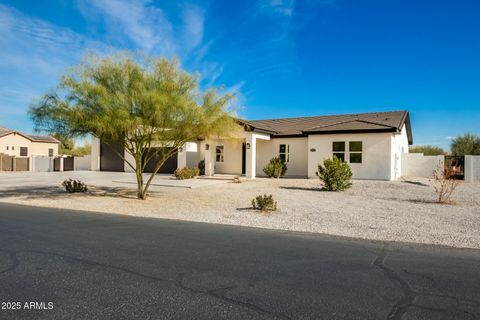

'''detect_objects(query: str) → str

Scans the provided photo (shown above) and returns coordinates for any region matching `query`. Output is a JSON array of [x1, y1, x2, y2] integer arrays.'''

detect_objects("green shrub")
[[316, 156, 352, 191], [174, 167, 200, 180], [251, 194, 277, 211], [263, 157, 287, 178], [62, 179, 88, 193], [198, 159, 205, 175]]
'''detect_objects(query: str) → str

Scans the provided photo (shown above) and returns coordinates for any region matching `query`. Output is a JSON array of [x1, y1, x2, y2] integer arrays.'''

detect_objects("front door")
[[241, 143, 246, 175]]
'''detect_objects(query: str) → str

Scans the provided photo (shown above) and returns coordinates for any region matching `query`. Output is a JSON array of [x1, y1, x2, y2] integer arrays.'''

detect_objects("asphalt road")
[[0, 203, 479, 320]]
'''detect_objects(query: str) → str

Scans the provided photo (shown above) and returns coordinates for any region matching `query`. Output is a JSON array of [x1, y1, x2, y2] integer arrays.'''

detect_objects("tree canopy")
[[30, 53, 240, 199], [451, 133, 480, 156], [409, 145, 445, 156]]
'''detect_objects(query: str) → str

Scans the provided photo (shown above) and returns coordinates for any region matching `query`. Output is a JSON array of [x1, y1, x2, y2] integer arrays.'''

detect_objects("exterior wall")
[[213, 139, 243, 174], [0, 133, 58, 157], [465, 155, 480, 183], [186, 142, 200, 168], [74, 155, 92, 170], [307, 132, 393, 180], [390, 126, 410, 180], [91, 136, 101, 171], [32, 156, 54, 172], [401, 153, 443, 178], [256, 137, 308, 177]]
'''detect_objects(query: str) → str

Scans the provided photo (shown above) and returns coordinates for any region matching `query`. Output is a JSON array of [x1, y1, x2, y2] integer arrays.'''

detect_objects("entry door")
[[241, 143, 246, 175]]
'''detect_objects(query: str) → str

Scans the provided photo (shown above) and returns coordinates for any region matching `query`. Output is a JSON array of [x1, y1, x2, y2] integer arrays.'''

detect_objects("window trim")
[[19, 146, 28, 157], [332, 141, 345, 162], [215, 145, 224, 162], [279, 144, 290, 162], [348, 141, 363, 164]]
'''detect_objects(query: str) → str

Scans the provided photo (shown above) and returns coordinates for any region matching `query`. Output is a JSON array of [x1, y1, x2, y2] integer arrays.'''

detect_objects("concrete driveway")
[[0, 171, 232, 191], [1, 203, 479, 319]]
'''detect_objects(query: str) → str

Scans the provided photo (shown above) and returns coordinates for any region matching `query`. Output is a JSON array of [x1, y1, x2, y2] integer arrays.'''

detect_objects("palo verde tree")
[[30, 53, 240, 199], [451, 133, 480, 156]]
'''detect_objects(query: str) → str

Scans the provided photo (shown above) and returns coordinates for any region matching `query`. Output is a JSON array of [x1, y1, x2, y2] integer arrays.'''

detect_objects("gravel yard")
[[1, 175, 479, 249]]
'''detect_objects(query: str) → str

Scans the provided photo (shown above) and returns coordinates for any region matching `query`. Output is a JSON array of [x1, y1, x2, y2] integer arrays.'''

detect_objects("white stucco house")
[[91, 110, 413, 181]]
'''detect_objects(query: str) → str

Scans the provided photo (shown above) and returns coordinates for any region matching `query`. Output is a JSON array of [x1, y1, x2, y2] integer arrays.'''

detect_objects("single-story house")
[[0, 126, 59, 158], [91, 110, 412, 181]]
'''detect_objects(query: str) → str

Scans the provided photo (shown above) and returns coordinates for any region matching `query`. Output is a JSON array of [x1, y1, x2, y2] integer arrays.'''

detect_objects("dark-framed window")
[[216, 146, 224, 162], [20, 146, 28, 157], [332, 141, 345, 162], [349, 141, 362, 164], [48, 148, 54, 157], [279, 144, 289, 162]]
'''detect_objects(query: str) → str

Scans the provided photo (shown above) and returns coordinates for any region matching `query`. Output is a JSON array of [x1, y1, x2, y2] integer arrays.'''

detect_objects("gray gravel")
[[1, 174, 479, 249]]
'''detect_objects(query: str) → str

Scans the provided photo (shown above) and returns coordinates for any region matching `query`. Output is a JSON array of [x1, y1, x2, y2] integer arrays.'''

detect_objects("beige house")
[[0, 126, 59, 158], [92, 110, 413, 181]]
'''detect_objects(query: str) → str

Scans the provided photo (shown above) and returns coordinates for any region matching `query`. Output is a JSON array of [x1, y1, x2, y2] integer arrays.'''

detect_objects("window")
[[279, 144, 289, 162], [216, 146, 224, 162], [48, 148, 54, 157], [332, 142, 345, 161], [349, 141, 362, 163], [20, 146, 28, 157], [6, 146, 8, 150], [12, 146, 14, 150]]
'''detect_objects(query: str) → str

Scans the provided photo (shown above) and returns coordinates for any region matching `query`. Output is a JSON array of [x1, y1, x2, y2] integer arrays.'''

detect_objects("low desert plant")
[[252, 194, 277, 211], [316, 156, 352, 191], [263, 157, 287, 178], [174, 167, 200, 180], [432, 160, 460, 204], [198, 159, 205, 175], [62, 179, 88, 193]]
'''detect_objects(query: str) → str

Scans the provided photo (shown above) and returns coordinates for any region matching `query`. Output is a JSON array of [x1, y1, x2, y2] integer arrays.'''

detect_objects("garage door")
[[144, 148, 177, 174], [100, 141, 125, 172]]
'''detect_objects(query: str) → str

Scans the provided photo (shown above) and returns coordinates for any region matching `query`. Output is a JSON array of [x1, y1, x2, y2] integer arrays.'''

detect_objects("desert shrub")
[[251, 194, 277, 211], [62, 179, 88, 193], [316, 156, 352, 191], [174, 167, 200, 180], [409, 145, 445, 156], [263, 157, 287, 178], [198, 159, 205, 175], [432, 160, 460, 204]]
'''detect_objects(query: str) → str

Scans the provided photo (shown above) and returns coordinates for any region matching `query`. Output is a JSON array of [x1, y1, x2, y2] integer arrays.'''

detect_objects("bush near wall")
[[263, 157, 287, 178], [316, 156, 352, 191], [174, 167, 200, 180]]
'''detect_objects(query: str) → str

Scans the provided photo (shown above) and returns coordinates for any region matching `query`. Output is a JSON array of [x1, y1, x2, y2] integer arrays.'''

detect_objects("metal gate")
[[445, 155, 464, 180], [63, 157, 74, 171]]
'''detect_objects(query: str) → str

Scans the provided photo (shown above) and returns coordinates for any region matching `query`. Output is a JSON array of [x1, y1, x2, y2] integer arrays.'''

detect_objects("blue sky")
[[0, 0, 479, 149]]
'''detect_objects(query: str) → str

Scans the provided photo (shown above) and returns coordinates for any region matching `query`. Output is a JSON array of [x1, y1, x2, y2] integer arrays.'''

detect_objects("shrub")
[[263, 157, 287, 178], [198, 159, 205, 175], [432, 160, 460, 204], [174, 167, 200, 180], [409, 145, 445, 156], [316, 156, 352, 191], [251, 194, 277, 211], [62, 179, 88, 193]]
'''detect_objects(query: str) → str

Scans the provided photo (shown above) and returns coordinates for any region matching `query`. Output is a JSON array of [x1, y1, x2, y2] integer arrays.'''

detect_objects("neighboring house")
[[0, 126, 59, 158], [91, 110, 413, 181]]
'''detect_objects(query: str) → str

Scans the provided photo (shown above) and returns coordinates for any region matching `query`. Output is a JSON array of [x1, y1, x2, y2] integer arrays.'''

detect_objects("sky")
[[0, 0, 479, 149]]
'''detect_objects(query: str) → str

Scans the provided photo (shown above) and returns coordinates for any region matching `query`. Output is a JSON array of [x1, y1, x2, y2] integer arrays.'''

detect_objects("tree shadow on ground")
[[280, 186, 324, 192], [401, 180, 430, 187], [0, 185, 159, 200]]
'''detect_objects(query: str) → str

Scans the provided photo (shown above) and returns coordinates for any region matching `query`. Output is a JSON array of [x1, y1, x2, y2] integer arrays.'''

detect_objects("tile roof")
[[239, 110, 413, 144], [0, 126, 59, 143]]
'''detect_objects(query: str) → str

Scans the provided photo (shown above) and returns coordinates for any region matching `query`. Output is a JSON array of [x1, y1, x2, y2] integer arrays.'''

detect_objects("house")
[[91, 110, 413, 181], [0, 126, 59, 171]]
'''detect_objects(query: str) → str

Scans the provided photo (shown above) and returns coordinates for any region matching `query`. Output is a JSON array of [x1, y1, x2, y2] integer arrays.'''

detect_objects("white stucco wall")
[[91, 137, 101, 171], [391, 126, 410, 180], [464, 155, 480, 183], [213, 139, 243, 174], [256, 137, 308, 177], [307, 132, 393, 180], [401, 153, 443, 178]]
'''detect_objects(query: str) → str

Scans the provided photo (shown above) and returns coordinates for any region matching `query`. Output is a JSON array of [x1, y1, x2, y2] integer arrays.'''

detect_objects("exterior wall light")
[[246, 143, 251, 149], [205, 144, 210, 150], [310, 148, 316, 152]]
